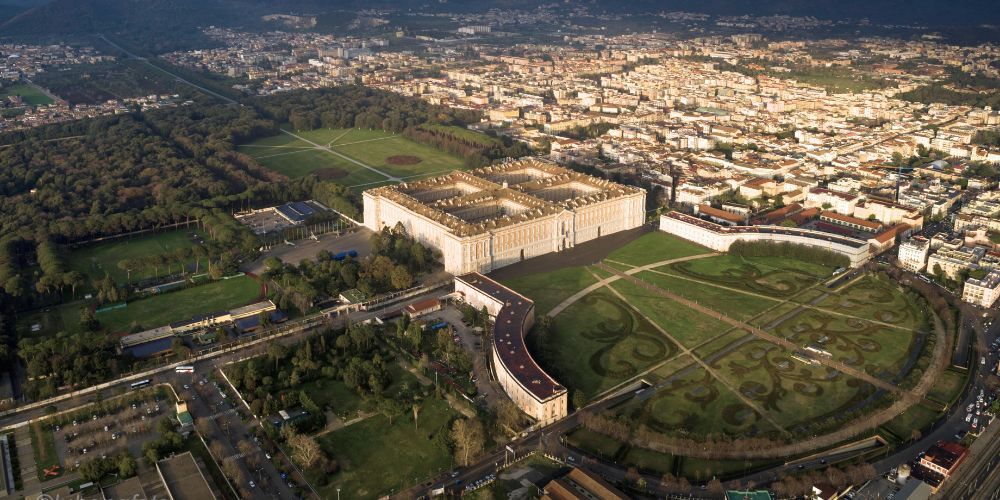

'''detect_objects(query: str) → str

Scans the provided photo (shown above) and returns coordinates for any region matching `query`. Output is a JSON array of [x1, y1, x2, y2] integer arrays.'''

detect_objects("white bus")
[[130, 379, 151, 390], [175, 365, 195, 374]]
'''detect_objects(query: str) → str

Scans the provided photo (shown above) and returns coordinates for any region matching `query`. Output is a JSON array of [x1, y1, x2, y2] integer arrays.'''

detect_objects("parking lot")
[[421, 305, 507, 410], [40, 388, 171, 477]]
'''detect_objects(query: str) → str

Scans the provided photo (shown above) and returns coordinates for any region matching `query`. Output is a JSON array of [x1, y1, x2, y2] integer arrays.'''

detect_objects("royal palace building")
[[363, 158, 646, 274]]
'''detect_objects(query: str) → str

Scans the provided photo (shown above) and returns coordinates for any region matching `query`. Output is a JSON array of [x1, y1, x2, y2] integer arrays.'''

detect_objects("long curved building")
[[454, 273, 568, 424], [660, 211, 871, 267]]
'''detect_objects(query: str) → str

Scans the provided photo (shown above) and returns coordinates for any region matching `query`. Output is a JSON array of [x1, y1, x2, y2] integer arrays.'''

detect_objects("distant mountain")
[[0, 0, 259, 36], [0, 0, 996, 48]]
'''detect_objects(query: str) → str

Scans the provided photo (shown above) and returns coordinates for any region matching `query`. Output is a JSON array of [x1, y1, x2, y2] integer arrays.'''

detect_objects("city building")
[[660, 211, 871, 267], [541, 468, 628, 500], [898, 236, 930, 272], [962, 270, 1000, 307], [156, 451, 218, 500], [454, 273, 567, 424], [913, 441, 968, 493], [363, 158, 646, 274]]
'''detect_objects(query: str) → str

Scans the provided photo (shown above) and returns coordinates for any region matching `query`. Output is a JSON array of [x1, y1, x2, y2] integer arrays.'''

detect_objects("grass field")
[[926, 368, 968, 406], [0, 83, 54, 106], [95, 275, 261, 334], [605, 232, 712, 267], [239, 127, 468, 187], [543, 288, 679, 397], [30, 421, 60, 481], [881, 401, 942, 442], [565, 427, 625, 459], [314, 397, 456, 499], [501, 266, 599, 316], [68, 228, 208, 290], [298, 363, 420, 419], [497, 231, 943, 478], [609, 279, 731, 348], [634, 269, 778, 321]]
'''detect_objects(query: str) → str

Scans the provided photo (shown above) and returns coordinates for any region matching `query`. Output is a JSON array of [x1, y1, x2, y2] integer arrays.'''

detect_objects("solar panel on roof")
[[290, 201, 315, 216]]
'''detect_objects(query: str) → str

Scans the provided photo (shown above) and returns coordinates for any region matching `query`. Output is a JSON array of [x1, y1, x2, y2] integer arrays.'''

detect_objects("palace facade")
[[363, 158, 646, 274]]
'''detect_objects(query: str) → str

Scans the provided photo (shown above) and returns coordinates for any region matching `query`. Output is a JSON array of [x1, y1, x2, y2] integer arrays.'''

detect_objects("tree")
[[707, 478, 724, 494], [390, 264, 413, 289], [451, 418, 485, 466], [65, 271, 85, 298], [211, 441, 227, 460], [378, 397, 403, 425], [286, 432, 324, 470], [80, 307, 99, 331], [572, 390, 587, 410], [117, 452, 137, 478], [238, 439, 256, 458], [496, 400, 522, 431], [660, 473, 677, 492]]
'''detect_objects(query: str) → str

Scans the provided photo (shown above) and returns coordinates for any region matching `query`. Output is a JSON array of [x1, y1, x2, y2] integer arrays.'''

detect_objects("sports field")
[[68, 228, 209, 289], [238, 127, 468, 187], [95, 275, 261, 334], [0, 83, 54, 106], [504, 231, 938, 459]]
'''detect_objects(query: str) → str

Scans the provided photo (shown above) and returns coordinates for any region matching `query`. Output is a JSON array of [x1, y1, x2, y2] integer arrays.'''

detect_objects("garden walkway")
[[546, 252, 719, 317], [593, 269, 793, 437], [596, 262, 913, 400]]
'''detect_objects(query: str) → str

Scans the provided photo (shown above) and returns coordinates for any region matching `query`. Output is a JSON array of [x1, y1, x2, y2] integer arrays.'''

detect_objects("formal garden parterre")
[[503, 232, 956, 479]]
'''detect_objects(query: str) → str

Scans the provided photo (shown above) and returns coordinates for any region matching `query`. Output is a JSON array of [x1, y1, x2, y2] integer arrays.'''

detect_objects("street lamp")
[[337, 487, 341, 500]]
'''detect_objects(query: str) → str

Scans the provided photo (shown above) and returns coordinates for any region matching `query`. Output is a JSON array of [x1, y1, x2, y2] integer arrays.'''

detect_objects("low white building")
[[659, 211, 871, 267], [898, 236, 930, 272], [963, 270, 1000, 307]]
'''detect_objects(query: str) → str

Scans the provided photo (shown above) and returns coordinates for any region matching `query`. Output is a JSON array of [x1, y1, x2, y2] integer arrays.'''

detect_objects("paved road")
[[1, 289, 448, 499], [96, 34, 238, 105]]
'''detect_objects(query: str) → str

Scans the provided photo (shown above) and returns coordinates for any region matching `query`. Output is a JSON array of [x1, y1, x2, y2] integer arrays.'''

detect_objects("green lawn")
[[565, 427, 624, 459], [608, 279, 731, 349], [605, 232, 712, 267], [501, 266, 600, 317], [633, 270, 779, 321], [299, 363, 421, 419], [96, 275, 261, 333], [617, 364, 777, 438], [239, 127, 468, 187], [926, 369, 968, 406], [68, 228, 209, 289], [770, 309, 919, 382], [540, 288, 679, 398], [30, 421, 60, 481], [705, 339, 877, 433], [882, 401, 942, 442], [314, 397, 456, 500], [17, 301, 88, 339], [665, 255, 833, 298], [621, 446, 676, 475], [0, 83, 54, 106], [334, 135, 466, 179]]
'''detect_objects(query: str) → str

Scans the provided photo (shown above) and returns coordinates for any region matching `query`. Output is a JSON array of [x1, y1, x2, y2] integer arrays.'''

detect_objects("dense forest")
[[31, 60, 191, 105], [250, 85, 482, 132]]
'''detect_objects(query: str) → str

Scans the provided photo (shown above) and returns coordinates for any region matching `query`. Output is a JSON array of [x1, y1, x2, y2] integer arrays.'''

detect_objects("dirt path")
[[546, 252, 719, 317], [587, 261, 950, 460], [596, 263, 912, 399], [279, 129, 400, 182]]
